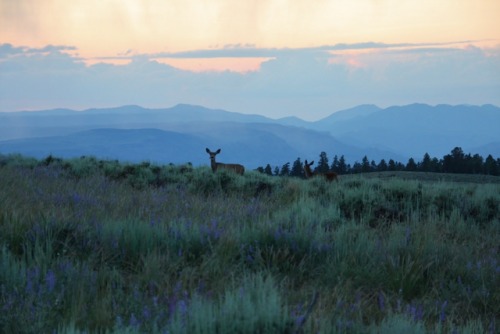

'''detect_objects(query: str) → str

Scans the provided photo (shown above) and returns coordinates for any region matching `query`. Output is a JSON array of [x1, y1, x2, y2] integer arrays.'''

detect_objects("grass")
[[0, 154, 499, 333]]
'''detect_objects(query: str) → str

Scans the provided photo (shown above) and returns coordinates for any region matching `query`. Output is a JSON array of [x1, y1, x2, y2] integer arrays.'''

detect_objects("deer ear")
[[216, 149, 221, 154], [206, 148, 210, 153], [305, 160, 308, 164], [311, 161, 314, 165]]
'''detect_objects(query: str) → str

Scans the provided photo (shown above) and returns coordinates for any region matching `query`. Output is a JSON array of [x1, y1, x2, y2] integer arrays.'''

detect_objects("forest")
[[258, 147, 500, 177]]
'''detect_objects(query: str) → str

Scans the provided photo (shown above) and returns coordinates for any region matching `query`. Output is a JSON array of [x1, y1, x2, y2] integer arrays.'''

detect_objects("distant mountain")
[[0, 124, 398, 168], [310, 103, 500, 159], [1, 103, 499, 168], [0, 104, 273, 141], [0, 128, 207, 165], [314, 104, 381, 125]]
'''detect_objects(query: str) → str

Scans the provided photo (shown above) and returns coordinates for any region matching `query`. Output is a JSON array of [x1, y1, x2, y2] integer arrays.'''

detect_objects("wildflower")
[[405, 227, 412, 245], [129, 313, 140, 328], [439, 300, 448, 323], [378, 291, 385, 311], [142, 306, 151, 320], [45, 269, 56, 293]]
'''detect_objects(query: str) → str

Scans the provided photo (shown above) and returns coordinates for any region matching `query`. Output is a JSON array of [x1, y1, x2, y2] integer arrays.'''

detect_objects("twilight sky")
[[1, 0, 499, 120]]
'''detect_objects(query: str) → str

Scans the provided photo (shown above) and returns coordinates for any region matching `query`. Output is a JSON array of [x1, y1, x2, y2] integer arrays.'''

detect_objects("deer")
[[205, 148, 245, 175], [303, 160, 338, 182]]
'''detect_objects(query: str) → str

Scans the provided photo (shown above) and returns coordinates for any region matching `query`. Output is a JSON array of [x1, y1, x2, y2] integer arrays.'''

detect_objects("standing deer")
[[206, 148, 245, 175], [304, 160, 338, 182]]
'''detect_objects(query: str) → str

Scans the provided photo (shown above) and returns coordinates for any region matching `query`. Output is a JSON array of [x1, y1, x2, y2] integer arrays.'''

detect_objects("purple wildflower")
[[142, 306, 151, 320], [26, 266, 40, 295], [405, 227, 412, 245], [378, 291, 385, 311], [45, 269, 56, 293], [129, 313, 140, 328], [439, 300, 448, 323]]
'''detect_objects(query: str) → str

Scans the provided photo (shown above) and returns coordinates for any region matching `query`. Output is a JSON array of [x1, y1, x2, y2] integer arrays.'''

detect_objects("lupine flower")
[[45, 269, 56, 293], [142, 306, 151, 320], [378, 291, 385, 311], [129, 313, 140, 328], [439, 300, 448, 323], [405, 227, 412, 245]]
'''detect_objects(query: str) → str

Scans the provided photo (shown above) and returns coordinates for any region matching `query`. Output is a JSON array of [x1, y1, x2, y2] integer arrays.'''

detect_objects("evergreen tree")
[[469, 154, 483, 174], [290, 158, 303, 178], [338, 155, 348, 174], [443, 147, 465, 173], [273, 166, 280, 176], [377, 159, 388, 171], [420, 153, 432, 172], [279, 162, 291, 176], [431, 157, 442, 172], [352, 162, 362, 173], [317, 152, 330, 173], [264, 164, 273, 176], [346, 163, 352, 173], [484, 155, 498, 175], [361, 156, 371, 173], [388, 159, 397, 171], [331, 155, 340, 173], [406, 158, 417, 171]]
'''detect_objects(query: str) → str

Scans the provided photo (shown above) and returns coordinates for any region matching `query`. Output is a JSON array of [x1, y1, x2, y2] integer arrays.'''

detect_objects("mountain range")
[[0, 103, 499, 168]]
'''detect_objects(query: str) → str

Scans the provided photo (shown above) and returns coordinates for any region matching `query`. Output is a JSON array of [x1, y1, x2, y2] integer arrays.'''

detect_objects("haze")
[[1, 0, 500, 120]]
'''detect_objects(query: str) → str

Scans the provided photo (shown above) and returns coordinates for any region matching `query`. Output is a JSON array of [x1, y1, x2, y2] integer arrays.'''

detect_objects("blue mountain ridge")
[[0, 103, 499, 168]]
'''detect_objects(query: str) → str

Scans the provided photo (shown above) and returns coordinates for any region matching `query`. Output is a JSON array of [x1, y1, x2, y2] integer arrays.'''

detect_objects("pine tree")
[[264, 164, 273, 176], [484, 155, 498, 175], [331, 155, 340, 173], [317, 152, 330, 173], [338, 155, 348, 174], [443, 147, 465, 173], [377, 159, 388, 171], [388, 159, 397, 171], [470, 154, 483, 174], [420, 153, 432, 172], [406, 158, 417, 171], [280, 162, 291, 176], [352, 162, 362, 173], [361, 156, 371, 173], [290, 158, 303, 178]]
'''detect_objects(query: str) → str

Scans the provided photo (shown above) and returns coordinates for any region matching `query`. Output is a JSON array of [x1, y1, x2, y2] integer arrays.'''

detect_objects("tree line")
[[256, 147, 500, 177]]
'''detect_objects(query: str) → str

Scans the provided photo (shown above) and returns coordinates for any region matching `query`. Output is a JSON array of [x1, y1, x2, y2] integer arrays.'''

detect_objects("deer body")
[[304, 160, 338, 182], [206, 148, 245, 175]]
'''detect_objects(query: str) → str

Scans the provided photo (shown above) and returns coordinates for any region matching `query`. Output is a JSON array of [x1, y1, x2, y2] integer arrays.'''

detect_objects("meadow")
[[0, 154, 498, 333]]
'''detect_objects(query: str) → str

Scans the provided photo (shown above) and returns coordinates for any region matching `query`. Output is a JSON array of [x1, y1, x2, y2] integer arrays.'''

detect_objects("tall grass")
[[0, 154, 498, 333]]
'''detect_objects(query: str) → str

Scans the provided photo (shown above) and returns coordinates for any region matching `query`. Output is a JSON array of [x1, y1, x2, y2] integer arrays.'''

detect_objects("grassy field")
[[0, 154, 499, 333]]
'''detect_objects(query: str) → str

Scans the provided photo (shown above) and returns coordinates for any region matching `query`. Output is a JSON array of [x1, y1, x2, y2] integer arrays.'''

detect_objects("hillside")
[[311, 103, 500, 159], [0, 122, 399, 168], [1, 103, 499, 168], [0, 154, 498, 333]]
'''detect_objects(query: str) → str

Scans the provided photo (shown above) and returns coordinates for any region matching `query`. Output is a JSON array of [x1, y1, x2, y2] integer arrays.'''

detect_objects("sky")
[[1, 0, 500, 120]]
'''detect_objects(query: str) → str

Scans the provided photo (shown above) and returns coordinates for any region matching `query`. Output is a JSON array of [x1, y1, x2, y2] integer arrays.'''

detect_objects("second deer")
[[304, 160, 338, 182]]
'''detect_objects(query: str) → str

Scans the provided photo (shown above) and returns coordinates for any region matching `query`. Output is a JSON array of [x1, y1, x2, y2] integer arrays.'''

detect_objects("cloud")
[[0, 43, 77, 59], [1, 42, 499, 120], [87, 41, 476, 61]]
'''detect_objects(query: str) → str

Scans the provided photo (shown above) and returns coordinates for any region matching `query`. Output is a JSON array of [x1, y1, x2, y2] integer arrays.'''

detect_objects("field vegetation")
[[0, 154, 498, 333]]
